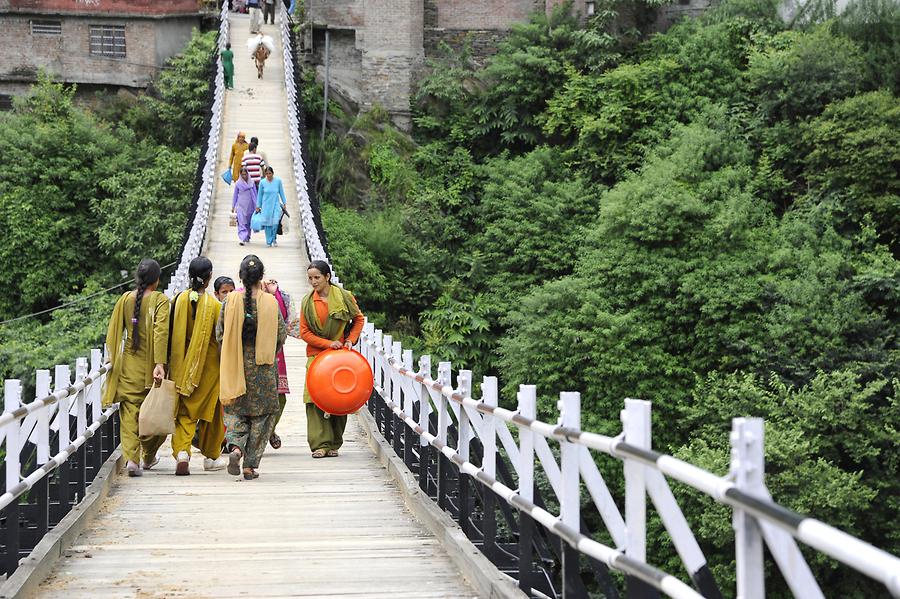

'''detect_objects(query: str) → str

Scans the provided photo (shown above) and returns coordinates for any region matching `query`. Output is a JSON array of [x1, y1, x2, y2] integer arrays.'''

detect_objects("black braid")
[[131, 281, 147, 350], [188, 256, 213, 319], [239, 254, 264, 342], [130, 258, 162, 351]]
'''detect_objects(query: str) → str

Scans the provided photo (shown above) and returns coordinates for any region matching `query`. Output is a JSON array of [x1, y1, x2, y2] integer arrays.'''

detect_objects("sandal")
[[325, 450, 339, 458], [269, 433, 282, 449], [311, 449, 327, 459], [242, 467, 258, 480], [227, 448, 242, 476]]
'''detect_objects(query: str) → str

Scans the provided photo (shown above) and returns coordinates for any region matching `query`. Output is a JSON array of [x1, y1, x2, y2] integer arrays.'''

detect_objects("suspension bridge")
[[0, 6, 898, 599]]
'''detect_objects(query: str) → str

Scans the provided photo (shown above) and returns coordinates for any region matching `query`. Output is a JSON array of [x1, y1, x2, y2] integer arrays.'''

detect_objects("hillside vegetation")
[[308, 0, 899, 595]]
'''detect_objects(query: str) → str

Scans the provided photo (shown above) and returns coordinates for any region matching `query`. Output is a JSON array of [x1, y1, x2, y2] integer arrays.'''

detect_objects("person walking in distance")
[[247, 0, 262, 33], [169, 257, 228, 475], [217, 255, 287, 479], [221, 42, 234, 90], [232, 167, 257, 246], [243, 136, 269, 169], [241, 142, 265, 189], [228, 132, 249, 184], [300, 260, 365, 458], [102, 259, 170, 477], [256, 166, 287, 248], [263, 0, 275, 25]]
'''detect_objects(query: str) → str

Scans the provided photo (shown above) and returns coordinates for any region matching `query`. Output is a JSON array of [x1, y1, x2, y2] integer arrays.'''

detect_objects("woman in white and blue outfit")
[[256, 166, 287, 247]]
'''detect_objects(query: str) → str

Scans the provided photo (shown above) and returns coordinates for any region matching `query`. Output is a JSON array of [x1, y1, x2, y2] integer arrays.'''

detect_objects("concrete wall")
[[0, 14, 200, 90]]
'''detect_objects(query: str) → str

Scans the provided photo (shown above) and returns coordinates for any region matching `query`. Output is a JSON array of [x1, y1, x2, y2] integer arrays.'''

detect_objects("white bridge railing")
[[278, 5, 900, 598], [166, 2, 229, 296]]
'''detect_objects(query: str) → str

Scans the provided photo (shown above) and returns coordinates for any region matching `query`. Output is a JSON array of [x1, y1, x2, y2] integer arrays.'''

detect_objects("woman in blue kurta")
[[255, 166, 287, 247]]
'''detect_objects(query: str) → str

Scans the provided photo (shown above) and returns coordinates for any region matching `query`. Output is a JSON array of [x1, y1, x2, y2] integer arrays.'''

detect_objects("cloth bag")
[[229, 213, 238, 227], [277, 211, 289, 235], [250, 211, 263, 232], [221, 169, 233, 185], [138, 379, 176, 437]]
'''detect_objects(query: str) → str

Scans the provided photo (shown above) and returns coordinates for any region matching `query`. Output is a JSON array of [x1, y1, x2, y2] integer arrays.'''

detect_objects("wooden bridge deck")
[[32, 13, 476, 598]]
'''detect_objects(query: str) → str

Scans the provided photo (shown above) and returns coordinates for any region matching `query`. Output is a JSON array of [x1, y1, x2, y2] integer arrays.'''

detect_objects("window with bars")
[[30, 20, 62, 35], [89, 25, 126, 59]]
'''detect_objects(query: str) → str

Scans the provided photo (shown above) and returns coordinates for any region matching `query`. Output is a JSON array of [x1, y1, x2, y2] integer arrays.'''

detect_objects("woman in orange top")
[[300, 260, 365, 458]]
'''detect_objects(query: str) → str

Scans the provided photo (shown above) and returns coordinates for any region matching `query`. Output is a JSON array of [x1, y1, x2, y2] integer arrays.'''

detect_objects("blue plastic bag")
[[250, 211, 263, 232], [221, 169, 233, 185]]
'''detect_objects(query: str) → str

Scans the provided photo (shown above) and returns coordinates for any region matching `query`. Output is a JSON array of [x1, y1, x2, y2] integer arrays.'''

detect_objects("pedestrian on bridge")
[[221, 42, 234, 90], [263, 0, 276, 25], [264, 278, 299, 450], [232, 167, 257, 245], [217, 255, 287, 479], [241, 142, 265, 187], [247, 0, 263, 33], [256, 166, 287, 247], [300, 260, 365, 458], [169, 257, 228, 476], [214, 276, 235, 302], [228, 132, 249, 183], [102, 259, 170, 477]]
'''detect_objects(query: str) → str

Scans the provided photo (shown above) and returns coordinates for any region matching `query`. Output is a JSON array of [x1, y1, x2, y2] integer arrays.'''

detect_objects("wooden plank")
[[31, 14, 475, 599]]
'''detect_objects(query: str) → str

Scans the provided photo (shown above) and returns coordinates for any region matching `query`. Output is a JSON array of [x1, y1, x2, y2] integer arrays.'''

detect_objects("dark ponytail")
[[131, 259, 161, 351], [188, 256, 213, 318], [239, 254, 265, 341]]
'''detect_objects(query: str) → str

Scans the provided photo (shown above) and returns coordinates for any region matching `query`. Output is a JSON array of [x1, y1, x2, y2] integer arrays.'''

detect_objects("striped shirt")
[[241, 153, 264, 183]]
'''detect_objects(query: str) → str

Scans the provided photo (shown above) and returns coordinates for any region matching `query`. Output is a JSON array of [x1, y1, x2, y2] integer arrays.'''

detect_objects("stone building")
[[0, 0, 206, 106], [303, 0, 708, 129]]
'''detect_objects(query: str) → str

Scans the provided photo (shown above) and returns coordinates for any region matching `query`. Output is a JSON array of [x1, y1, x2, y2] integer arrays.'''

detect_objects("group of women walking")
[[103, 256, 365, 480], [229, 132, 288, 248]]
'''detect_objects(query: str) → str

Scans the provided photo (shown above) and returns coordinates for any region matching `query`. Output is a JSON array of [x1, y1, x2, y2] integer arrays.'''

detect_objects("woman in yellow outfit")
[[168, 257, 227, 476], [228, 131, 249, 182], [102, 259, 170, 477]]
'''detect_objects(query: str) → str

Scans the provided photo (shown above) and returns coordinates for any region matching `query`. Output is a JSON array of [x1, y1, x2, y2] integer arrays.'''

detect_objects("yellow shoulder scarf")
[[300, 284, 360, 341], [169, 292, 221, 397], [219, 291, 279, 404], [101, 290, 170, 407]]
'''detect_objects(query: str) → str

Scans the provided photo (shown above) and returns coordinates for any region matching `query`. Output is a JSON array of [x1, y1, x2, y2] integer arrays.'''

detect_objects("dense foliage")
[[311, 0, 899, 595], [0, 29, 215, 386]]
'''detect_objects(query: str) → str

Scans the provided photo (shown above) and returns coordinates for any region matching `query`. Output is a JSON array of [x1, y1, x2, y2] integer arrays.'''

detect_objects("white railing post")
[[401, 349, 414, 417], [382, 335, 393, 403], [623, 399, 650, 563], [75, 357, 88, 438], [5, 380, 22, 492], [34, 370, 51, 466], [481, 376, 499, 558], [417, 355, 432, 448], [517, 385, 537, 593], [559, 391, 582, 594], [436, 361, 452, 510], [417, 354, 432, 493], [90, 349, 103, 423], [731, 417, 766, 599], [457, 370, 473, 535], [55, 365, 71, 455]]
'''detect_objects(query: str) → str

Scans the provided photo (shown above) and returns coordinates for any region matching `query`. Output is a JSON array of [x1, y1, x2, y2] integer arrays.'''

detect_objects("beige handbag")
[[229, 212, 238, 227], [138, 379, 176, 437]]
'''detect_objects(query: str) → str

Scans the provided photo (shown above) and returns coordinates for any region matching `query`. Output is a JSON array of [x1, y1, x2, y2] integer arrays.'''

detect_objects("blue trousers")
[[264, 225, 278, 246]]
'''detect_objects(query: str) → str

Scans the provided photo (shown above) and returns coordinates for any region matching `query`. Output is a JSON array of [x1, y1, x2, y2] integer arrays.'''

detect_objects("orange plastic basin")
[[306, 349, 374, 416]]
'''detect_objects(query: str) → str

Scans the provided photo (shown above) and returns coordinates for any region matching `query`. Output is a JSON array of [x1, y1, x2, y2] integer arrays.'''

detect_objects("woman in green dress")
[[299, 260, 365, 458], [221, 42, 234, 89], [102, 259, 170, 477], [217, 255, 287, 479]]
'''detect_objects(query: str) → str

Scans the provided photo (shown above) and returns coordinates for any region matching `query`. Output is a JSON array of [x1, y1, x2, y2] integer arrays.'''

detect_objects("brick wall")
[[0, 14, 198, 88], [305, 0, 363, 28], [432, 0, 540, 29], [7, 0, 200, 16]]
